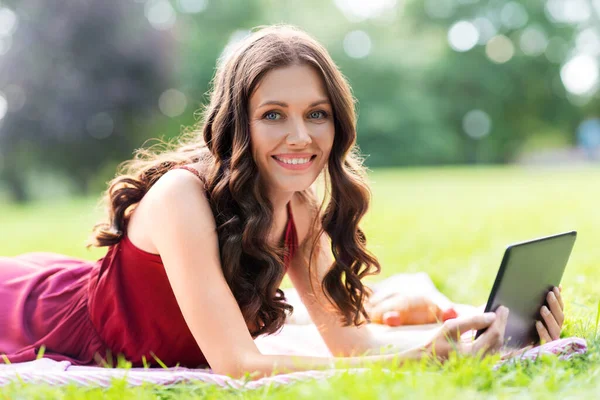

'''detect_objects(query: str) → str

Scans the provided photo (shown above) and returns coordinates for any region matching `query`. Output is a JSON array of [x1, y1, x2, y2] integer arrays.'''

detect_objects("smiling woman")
[[0, 24, 564, 379], [249, 65, 334, 193]]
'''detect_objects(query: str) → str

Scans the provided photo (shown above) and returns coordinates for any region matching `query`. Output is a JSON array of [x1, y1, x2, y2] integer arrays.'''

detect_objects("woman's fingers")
[[472, 306, 509, 355], [547, 290, 564, 326], [553, 286, 564, 311], [382, 311, 402, 326], [540, 305, 561, 340], [428, 312, 497, 358], [441, 313, 496, 341], [536, 320, 552, 343], [539, 286, 565, 342], [368, 295, 405, 320], [370, 295, 444, 326]]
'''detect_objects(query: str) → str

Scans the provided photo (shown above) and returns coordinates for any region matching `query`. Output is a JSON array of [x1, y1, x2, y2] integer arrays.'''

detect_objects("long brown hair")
[[89, 24, 380, 336]]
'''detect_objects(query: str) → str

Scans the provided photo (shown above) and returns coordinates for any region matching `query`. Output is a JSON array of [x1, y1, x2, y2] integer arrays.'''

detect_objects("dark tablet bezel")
[[474, 231, 577, 346]]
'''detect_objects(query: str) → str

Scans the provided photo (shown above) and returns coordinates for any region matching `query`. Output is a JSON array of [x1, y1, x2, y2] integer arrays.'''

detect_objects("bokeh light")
[[145, 0, 177, 31], [545, 0, 591, 24], [560, 54, 599, 96], [177, 0, 208, 14], [343, 30, 372, 59], [576, 28, 600, 56], [500, 2, 528, 29], [486, 35, 514, 63], [519, 25, 548, 57], [448, 21, 479, 52], [463, 109, 492, 139], [0, 92, 7, 121], [472, 17, 497, 45], [0, 7, 18, 37], [334, 0, 397, 22], [86, 112, 114, 140], [158, 89, 187, 118]]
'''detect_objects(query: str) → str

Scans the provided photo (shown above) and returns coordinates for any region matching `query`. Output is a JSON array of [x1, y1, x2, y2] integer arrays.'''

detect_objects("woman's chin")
[[272, 176, 316, 193]]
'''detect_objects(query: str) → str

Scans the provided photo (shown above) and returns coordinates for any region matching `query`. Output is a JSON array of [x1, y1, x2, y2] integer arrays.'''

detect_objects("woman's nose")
[[286, 121, 312, 146]]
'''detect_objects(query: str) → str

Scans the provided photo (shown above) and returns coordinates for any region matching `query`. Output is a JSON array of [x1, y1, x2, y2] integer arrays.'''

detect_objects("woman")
[[0, 25, 565, 379]]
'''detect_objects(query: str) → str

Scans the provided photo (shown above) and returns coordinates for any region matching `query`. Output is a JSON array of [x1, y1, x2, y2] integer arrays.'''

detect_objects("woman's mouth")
[[272, 154, 317, 170]]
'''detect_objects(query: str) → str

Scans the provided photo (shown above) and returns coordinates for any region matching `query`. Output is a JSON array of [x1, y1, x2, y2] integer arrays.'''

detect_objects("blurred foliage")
[[0, 0, 599, 202], [0, 0, 174, 201]]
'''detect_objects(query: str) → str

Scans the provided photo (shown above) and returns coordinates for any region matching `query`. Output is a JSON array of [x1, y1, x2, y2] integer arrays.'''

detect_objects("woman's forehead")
[[250, 65, 329, 109]]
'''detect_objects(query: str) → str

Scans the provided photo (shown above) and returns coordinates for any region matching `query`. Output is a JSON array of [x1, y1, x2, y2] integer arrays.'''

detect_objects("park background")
[[1, 1, 600, 397], [1, 0, 599, 202]]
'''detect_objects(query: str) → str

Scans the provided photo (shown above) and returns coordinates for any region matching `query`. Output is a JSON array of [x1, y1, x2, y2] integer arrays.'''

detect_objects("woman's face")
[[248, 64, 335, 194]]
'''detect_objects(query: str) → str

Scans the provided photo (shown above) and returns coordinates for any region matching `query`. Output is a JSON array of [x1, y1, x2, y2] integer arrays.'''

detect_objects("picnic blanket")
[[0, 273, 587, 388]]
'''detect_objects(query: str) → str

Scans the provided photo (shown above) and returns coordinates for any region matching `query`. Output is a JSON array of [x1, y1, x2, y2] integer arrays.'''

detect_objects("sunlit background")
[[0, 0, 599, 203]]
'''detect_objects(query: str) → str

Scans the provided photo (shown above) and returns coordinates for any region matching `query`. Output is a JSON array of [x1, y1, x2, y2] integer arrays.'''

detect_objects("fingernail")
[[553, 287, 560, 296], [549, 291, 556, 301], [536, 320, 543, 329], [484, 312, 496, 323], [541, 306, 550, 316]]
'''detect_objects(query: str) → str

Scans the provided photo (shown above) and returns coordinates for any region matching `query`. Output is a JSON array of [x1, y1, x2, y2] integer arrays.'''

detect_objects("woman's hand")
[[536, 286, 564, 343], [366, 293, 458, 326], [367, 294, 443, 326], [424, 306, 509, 360]]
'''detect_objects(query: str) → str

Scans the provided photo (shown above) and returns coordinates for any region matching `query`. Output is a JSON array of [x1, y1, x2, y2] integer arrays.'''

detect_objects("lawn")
[[1, 166, 600, 399]]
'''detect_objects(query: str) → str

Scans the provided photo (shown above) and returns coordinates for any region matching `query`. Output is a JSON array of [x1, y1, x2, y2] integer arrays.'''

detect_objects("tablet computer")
[[475, 231, 577, 348]]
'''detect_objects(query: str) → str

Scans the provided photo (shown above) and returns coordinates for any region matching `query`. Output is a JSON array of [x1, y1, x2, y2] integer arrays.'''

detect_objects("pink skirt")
[[0, 253, 107, 365]]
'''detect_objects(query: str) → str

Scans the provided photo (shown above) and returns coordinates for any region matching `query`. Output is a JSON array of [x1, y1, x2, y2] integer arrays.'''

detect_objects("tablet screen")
[[475, 231, 576, 348]]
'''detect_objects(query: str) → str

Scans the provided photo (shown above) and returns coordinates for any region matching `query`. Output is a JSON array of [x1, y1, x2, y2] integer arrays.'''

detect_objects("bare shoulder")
[[127, 167, 212, 254], [146, 167, 207, 204]]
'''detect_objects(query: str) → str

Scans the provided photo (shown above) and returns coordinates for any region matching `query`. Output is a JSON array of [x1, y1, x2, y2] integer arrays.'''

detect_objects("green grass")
[[2, 166, 600, 399]]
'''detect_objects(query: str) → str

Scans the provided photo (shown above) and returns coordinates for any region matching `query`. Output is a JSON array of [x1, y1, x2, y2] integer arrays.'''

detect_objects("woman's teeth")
[[274, 156, 312, 165]]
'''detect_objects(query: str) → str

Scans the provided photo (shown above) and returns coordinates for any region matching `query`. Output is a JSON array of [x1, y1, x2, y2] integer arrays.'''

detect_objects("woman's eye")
[[264, 111, 281, 120], [309, 110, 328, 119]]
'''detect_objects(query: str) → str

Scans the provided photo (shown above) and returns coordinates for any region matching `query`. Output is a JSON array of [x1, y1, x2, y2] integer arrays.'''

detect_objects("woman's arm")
[[286, 227, 400, 356], [285, 190, 436, 356], [145, 170, 425, 378], [285, 200, 508, 357]]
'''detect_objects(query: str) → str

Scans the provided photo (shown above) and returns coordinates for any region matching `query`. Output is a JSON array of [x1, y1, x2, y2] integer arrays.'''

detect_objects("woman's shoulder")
[[126, 164, 210, 254], [170, 163, 208, 184], [139, 165, 208, 211], [146, 164, 208, 201]]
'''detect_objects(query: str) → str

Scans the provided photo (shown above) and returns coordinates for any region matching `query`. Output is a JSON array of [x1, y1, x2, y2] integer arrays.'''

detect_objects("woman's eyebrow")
[[256, 99, 330, 108]]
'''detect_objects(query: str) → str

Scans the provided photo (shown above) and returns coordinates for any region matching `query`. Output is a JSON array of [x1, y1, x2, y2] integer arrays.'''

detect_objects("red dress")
[[0, 167, 298, 367]]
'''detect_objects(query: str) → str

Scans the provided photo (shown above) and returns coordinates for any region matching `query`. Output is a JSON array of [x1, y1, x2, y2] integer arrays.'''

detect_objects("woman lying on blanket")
[[0, 24, 565, 379]]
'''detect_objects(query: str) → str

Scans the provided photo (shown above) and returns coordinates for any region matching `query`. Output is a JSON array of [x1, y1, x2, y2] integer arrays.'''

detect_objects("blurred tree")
[[174, 0, 264, 128], [399, 0, 592, 163], [0, 0, 174, 201]]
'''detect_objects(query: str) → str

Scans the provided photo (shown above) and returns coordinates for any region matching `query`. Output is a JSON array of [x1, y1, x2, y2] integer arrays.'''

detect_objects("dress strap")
[[283, 202, 299, 268], [173, 166, 206, 185]]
